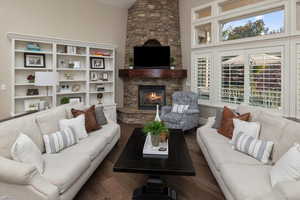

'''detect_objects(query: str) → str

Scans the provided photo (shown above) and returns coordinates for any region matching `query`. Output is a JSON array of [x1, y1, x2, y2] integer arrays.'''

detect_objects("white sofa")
[[197, 105, 300, 200], [0, 103, 120, 200]]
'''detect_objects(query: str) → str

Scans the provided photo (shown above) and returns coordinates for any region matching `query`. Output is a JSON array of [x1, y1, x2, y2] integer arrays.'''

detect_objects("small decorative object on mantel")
[[26, 88, 39, 96], [90, 57, 105, 69], [142, 121, 169, 158], [128, 56, 134, 69], [24, 53, 46, 68], [27, 74, 35, 83], [170, 56, 176, 69]]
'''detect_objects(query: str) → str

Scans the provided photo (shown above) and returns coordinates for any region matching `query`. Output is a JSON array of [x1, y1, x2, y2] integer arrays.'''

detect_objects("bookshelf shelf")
[[9, 33, 116, 116]]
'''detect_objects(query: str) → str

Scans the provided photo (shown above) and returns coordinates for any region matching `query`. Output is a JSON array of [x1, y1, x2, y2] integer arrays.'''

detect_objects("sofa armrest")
[[202, 117, 215, 128], [161, 106, 172, 116], [0, 156, 37, 185], [275, 181, 300, 200], [184, 109, 200, 114], [0, 157, 59, 200]]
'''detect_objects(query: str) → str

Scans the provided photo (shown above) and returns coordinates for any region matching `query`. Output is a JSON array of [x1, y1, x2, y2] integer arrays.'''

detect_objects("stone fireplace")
[[138, 85, 166, 110], [118, 0, 186, 124]]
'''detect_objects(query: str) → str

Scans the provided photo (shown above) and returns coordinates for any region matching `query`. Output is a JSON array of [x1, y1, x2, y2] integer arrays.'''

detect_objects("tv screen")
[[134, 46, 170, 68]]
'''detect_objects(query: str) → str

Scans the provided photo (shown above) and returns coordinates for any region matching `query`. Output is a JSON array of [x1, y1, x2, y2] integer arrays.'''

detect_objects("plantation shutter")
[[197, 56, 210, 100], [221, 55, 245, 104], [249, 53, 282, 109]]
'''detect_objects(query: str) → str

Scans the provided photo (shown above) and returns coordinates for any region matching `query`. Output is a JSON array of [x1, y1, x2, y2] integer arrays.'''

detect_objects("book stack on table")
[[143, 135, 168, 159]]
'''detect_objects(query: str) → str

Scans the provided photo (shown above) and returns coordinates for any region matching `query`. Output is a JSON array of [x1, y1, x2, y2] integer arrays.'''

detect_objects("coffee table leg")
[[132, 176, 176, 200]]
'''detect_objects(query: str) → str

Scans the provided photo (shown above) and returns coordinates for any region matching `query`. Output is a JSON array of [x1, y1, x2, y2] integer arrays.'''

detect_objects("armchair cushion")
[[161, 112, 182, 124]]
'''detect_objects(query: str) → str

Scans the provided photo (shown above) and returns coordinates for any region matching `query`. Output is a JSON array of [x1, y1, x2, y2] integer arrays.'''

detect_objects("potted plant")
[[170, 57, 176, 70], [27, 74, 35, 83], [143, 121, 169, 147], [60, 97, 70, 105], [128, 56, 134, 69]]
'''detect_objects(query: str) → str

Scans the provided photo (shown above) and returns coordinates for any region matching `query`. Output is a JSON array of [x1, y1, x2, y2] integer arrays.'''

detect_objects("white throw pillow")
[[172, 104, 189, 113], [59, 114, 88, 140], [11, 133, 44, 174], [231, 119, 261, 144], [43, 127, 78, 154], [270, 144, 300, 187], [233, 132, 273, 164]]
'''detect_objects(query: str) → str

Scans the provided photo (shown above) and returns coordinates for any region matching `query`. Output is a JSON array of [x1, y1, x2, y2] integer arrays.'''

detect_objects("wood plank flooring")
[[74, 124, 225, 200]]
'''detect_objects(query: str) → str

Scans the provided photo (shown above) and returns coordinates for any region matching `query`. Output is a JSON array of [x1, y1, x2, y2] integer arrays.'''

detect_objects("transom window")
[[221, 8, 284, 41]]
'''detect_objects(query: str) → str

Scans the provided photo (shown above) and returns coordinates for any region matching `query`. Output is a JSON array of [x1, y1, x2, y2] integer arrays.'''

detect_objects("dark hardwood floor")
[[74, 124, 225, 200]]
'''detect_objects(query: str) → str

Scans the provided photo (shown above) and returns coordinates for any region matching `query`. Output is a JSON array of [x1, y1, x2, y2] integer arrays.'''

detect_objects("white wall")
[[0, 0, 127, 118], [179, 0, 215, 89]]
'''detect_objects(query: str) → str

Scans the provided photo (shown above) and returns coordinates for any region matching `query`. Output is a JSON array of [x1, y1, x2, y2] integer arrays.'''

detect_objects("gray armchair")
[[160, 91, 200, 131]]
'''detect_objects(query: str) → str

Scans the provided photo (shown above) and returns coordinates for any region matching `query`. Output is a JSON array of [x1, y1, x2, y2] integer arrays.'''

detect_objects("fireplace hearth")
[[138, 85, 166, 110]]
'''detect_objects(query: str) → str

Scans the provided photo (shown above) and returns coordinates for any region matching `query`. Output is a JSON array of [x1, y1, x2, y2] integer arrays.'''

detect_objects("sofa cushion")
[[36, 106, 67, 135], [91, 121, 120, 144], [62, 130, 108, 161], [0, 125, 20, 159], [218, 106, 250, 139], [42, 151, 90, 194], [236, 104, 262, 122], [71, 105, 101, 133], [220, 164, 273, 200], [275, 120, 300, 162], [0, 114, 45, 153], [257, 112, 288, 162], [198, 127, 262, 170], [65, 103, 86, 119]]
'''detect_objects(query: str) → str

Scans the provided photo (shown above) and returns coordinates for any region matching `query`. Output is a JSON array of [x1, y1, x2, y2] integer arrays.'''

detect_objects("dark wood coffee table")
[[113, 128, 195, 200]]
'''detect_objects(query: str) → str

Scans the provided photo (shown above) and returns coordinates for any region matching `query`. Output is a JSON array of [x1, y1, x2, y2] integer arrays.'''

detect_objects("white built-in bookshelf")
[[8, 33, 116, 116]]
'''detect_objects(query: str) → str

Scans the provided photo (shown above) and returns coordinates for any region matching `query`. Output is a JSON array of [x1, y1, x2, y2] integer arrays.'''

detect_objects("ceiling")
[[96, 0, 136, 8]]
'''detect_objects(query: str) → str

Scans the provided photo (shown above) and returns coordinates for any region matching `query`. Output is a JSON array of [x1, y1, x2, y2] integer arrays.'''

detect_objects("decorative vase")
[[151, 134, 160, 147], [154, 104, 161, 122]]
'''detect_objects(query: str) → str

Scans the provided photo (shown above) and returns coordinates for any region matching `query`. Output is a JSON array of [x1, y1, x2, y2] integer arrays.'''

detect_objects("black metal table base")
[[132, 176, 176, 200]]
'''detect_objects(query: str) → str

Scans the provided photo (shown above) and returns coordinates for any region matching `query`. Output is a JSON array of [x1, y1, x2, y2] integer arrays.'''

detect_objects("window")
[[194, 6, 212, 20], [221, 8, 284, 41], [219, 0, 266, 13], [196, 56, 211, 100], [249, 53, 282, 109], [194, 23, 212, 45], [221, 55, 245, 104]]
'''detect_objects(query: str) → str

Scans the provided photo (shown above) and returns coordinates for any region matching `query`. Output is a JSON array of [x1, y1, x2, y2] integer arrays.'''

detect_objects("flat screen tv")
[[134, 46, 170, 69]]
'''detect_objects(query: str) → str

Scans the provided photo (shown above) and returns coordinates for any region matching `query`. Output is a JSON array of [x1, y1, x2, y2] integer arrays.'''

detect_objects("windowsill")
[[192, 32, 290, 50], [198, 101, 283, 116]]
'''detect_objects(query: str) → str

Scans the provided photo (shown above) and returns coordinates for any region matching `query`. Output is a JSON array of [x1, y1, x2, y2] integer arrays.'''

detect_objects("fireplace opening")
[[138, 85, 166, 110]]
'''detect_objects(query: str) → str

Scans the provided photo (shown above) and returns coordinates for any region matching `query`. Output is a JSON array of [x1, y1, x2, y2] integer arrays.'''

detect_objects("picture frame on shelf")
[[24, 99, 40, 112], [90, 72, 99, 81], [26, 88, 39, 96], [24, 53, 46, 68], [69, 97, 82, 103], [102, 73, 108, 81], [90, 57, 105, 69]]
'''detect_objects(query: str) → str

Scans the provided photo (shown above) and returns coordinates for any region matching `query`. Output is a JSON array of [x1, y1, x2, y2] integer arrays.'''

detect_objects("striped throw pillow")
[[233, 132, 274, 164], [172, 104, 189, 113], [43, 127, 78, 154]]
